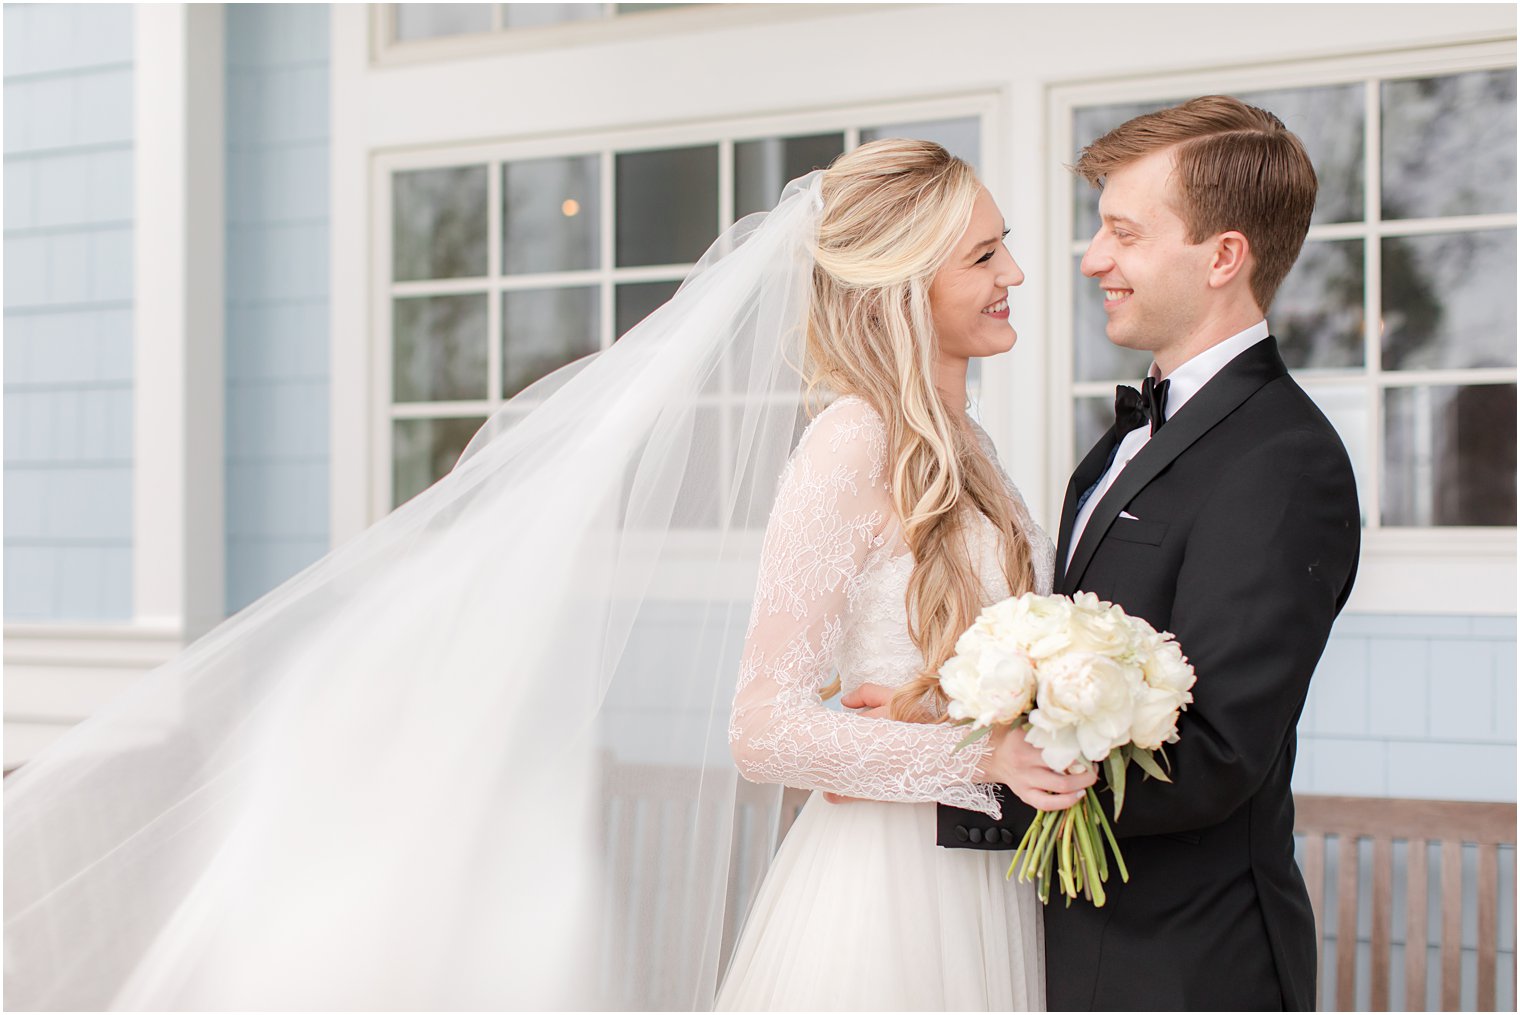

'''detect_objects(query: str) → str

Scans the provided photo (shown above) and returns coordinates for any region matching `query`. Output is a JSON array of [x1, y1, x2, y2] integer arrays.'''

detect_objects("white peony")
[[1024, 651, 1140, 772], [939, 646, 1037, 729], [1129, 684, 1188, 750], [1141, 638, 1197, 696]]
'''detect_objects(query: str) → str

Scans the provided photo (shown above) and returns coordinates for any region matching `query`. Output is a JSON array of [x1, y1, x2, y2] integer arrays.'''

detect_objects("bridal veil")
[[5, 174, 826, 1009]]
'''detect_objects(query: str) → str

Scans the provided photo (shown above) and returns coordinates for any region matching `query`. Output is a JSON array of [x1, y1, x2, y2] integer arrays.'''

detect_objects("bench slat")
[[1441, 840, 1463, 1011], [1371, 836, 1393, 1010], [1477, 843, 1498, 1013], [1407, 838, 1429, 1011]]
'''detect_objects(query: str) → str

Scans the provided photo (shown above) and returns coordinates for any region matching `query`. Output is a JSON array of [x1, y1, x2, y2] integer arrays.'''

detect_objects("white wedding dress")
[[719, 395, 1056, 1011]]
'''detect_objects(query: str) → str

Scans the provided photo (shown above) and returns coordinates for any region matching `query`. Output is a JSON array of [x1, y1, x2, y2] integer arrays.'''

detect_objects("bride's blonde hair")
[[807, 138, 1035, 723]]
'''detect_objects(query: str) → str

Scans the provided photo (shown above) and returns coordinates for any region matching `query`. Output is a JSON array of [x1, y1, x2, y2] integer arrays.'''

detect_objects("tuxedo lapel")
[[1055, 427, 1119, 586], [1059, 338, 1290, 595]]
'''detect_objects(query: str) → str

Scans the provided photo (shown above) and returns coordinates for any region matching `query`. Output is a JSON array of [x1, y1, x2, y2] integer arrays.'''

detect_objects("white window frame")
[[1046, 40, 1517, 616], [368, 3, 855, 67], [364, 93, 999, 525]]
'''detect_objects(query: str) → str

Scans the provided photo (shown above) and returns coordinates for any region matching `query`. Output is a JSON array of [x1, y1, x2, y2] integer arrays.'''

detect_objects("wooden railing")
[[1295, 795, 1516, 1012]]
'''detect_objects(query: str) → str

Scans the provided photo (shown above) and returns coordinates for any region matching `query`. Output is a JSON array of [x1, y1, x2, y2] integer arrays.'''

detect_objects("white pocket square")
[[1119, 510, 1140, 520]]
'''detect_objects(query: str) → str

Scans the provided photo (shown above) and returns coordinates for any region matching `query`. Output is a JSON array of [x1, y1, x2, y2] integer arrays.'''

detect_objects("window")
[[376, 111, 986, 513], [1060, 64, 1516, 535], [389, 3, 696, 43]]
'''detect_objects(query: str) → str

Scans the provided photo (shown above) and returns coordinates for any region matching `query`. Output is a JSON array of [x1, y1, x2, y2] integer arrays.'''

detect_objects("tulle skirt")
[[715, 793, 1044, 1011]]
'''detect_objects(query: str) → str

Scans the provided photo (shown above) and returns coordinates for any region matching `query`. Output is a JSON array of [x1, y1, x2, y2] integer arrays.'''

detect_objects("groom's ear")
[[1205, 231, 1252, 291]]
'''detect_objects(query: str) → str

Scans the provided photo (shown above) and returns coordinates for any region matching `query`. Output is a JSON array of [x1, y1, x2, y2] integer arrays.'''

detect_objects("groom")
[[852, 97, 1360, 1010]]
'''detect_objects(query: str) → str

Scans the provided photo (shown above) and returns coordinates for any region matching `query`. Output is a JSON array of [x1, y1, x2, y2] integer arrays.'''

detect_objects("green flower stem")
[[1089, 786, 1130, 884], [1073, 801, 1106, 907], [1058, 809, 1077, 899]]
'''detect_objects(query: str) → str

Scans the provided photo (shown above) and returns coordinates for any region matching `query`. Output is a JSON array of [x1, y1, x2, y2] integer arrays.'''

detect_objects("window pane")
[[1382, 69, 1518, 219], [615, 280, 679, 338], [503, 155, 600, 275], [1382, 230, 1517, 371], [1301, 383, 1372, 525], [734, 133, 845, 219], [1236, 83, 1364, 225], [393, 416, 488, 507], [1273, 239, 1365, 370], [502, 287, 600, 397], [615, 146, 718, 267], [1073, 395, 1112, 462], [860, 118, 980, 172], [1383, 384, 1516, 526], [393, 166, 487, 281], [503, 4, 604, 28], [393, 294, 488, 403], [1071, 254, 1151, 383], [395, 4, 493, 41]]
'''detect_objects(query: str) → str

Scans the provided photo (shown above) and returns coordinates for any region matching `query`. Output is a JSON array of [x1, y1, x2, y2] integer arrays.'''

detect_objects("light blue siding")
[[1296, 613, 1518, 802], [224, 4, 330, 614], [3, 3, 134, 621]]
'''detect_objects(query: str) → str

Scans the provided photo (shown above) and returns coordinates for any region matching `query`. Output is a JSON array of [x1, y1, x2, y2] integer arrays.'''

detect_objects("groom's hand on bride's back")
[[825, 684, 1095, 811]]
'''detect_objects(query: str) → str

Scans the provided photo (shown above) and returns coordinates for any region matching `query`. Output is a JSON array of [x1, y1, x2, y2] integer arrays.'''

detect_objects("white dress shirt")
[[1065, 320, 1271, 572]]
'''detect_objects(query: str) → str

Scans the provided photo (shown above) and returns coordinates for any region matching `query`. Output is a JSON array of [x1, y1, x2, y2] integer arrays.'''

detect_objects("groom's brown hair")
[[1075, 94, 1317, 313]]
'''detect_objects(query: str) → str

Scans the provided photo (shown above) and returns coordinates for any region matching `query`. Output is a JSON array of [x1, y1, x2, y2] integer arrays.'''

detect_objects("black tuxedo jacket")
[[938, 338, 1360, 1011]]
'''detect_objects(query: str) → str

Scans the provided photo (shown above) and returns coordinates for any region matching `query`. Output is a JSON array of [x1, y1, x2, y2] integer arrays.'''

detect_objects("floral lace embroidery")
[[731, 396, 1061, 818]]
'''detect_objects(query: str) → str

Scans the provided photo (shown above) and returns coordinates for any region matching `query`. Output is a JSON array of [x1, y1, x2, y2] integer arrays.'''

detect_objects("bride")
[[4, 139, 1087, 1011], [717, 140, 1091, 1010]]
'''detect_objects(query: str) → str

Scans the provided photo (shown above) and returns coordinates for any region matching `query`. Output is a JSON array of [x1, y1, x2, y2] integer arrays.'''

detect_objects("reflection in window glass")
[[393, 416, 488, 507], [502, 4, 605, 29], [615, 146, 719, 267], [1301, 384, 1371, 524], [1236, 84, 1365, 225], [616, 280, 680, 339], [1071, 255, 1151, 383], [502, 288, 600, 397], [393, 166, 488, 282], [1382, 231, 1518, 371], [735, 133, 845, 219], [861, 118, 980, 171], [393, 294, 489, 402], [1383, 384, 1516, 526], [394, 4, 493, 41], [1382, 69, 1518, 220], [1273, 239, 1364, 370], [502, 155, 600, 275]]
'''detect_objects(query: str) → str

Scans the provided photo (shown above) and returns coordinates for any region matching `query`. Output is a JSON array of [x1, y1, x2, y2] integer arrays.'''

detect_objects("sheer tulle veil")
[[5, 173, 826, 1009]]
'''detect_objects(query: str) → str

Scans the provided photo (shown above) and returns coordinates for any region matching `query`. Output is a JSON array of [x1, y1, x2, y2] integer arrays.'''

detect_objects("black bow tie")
[[1113, 376, 1170, 439]]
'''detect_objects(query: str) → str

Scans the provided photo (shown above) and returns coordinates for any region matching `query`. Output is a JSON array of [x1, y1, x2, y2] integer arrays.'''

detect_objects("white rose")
[[1024, 651, 1140, 771], [940, 648, 1036, 728]]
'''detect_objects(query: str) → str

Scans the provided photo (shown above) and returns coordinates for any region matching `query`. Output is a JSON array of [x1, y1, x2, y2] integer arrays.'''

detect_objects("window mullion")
[[1364, 75, 1384, 534], [486, 160, 503, 406], [600, 149, 615, 351]]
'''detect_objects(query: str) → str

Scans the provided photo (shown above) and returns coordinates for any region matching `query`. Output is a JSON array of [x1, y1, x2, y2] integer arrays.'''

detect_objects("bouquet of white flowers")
[[940, 591, 1197, 906]]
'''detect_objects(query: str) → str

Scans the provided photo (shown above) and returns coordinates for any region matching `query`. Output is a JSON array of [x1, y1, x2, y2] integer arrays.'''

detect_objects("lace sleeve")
[[728, 398, 1001, 817]]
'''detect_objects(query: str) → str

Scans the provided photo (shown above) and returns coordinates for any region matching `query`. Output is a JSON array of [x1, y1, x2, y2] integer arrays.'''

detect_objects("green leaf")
[[1129, 746, 1172, 783], [954, 724, 994, 752], [1104, 752, 1127, 819]]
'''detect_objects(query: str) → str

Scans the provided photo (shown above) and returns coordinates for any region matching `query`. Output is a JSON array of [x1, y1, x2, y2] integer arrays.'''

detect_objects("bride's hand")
[[977, 725, 1096, 812]]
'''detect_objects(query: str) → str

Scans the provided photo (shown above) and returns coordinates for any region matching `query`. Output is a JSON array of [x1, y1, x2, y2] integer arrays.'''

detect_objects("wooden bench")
[[1295, 795, 1516, 1012]]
